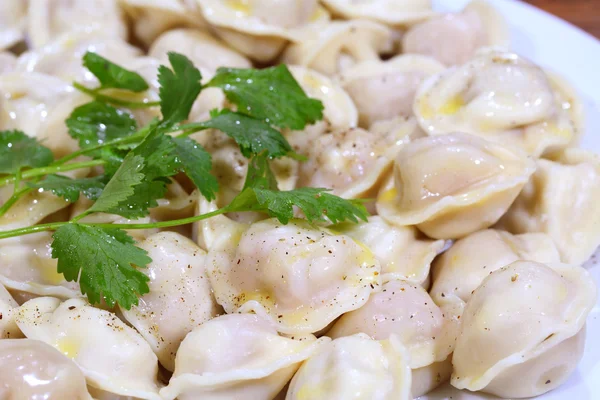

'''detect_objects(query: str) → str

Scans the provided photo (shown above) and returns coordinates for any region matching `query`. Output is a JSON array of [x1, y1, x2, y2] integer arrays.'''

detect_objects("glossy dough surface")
[[0, 1, 599, 400]]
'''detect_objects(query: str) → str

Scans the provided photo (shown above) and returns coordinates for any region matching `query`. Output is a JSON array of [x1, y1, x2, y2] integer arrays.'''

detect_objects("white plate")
[[422, 1, 600, 399]]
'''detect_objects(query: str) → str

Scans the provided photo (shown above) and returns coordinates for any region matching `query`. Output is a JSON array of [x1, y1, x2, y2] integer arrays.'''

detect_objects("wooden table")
[[524, 0, 600, 38]]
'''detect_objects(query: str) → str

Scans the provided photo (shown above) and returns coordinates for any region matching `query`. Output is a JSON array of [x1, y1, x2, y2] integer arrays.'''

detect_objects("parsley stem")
[[54, 129, 149, 165], [0, 187, 32, 218], [0, 207, 229, 240], [0, 160, 106, 187], [73, 82, 161, 109]]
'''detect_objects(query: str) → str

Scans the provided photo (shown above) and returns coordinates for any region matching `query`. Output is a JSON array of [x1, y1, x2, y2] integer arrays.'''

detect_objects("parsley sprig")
[[0, 52, 365, 309]]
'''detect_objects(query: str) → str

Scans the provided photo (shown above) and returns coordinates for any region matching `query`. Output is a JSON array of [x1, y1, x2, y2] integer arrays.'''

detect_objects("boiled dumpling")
[[377, 133, 536, 239], [430, 229, 561, 320], [0, 72, 85, 157], [283, 19, 394, 75], [321, 0, 433, 26], [451, 261, 596, 398], [290, 65, 358, 130], [15, 30, 141, 85], [414, 48, 583, 157], [338, 54, 444, 127], [27, 0, 127, 48], [328, 280, 457, 397], [0, 0, 26, 51], [0, 52, 16, 74], [160, 313, 328, 400], [118, 0, 205, 46], [197, 0, 330, 63], [207, 218, 381, 334], [332, 216, 446, 284], [284, 66, 359, 158], [148, 28, 251, 72], [403, 0, 508, 66], [119, 232, 222, 371], [298, 118, 422, 199], [0, 283, 22, 338], [286, 333, 412, 400], [0, 232, 81, 299], [15, 297, 162, 400], [0, 339, 92, 399], [498, 148, 600, 265]]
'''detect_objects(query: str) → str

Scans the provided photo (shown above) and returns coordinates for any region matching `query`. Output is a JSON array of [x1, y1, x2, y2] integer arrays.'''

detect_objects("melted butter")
[[438, 95, 464, 115], [355, 240, 376, 267], [549, 124, 573, 139], [418, 99, 435, 119], [310, 7, 326, 22], [226, 0, 251, 16], [236, 289, 275, 309], [379, 187, 398, 203], [297, 383, 328, 400], [56, 337, 80, 359], [38, 261, 65, 285]]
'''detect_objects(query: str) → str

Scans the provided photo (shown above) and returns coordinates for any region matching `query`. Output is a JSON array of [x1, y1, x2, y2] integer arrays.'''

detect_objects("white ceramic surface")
[[423, 1, 600, 399]]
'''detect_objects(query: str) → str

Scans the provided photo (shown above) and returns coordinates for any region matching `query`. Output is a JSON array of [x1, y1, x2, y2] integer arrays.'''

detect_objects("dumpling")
[[0, 52, 16, 74], [283, 66, 359, 158], [206, 218, 381, 334], [298, 118, 422, 199], [15, 30, 141, 85], [149, 28, 251, 72], [119, 232, 222, 371], [0, 339, 92, 399], [377, 133, 536, 239], [15, 297, 162, 400], [27, 0, 127, 48], [0, 0, 26, 50], [498, 149, 600, 265], [160, 313, 328, 400], [119, 0, 205, 46], [333, 216, 446, 284], [430, 229, 561, 320], [0, 232, 81, 299], [414, 49, 583, 157], [0, 190, 69, 232], [402, 0, 509, 66], [197, 0, 330, 63], [451, 261, 596, 398], [283, 19, 394, 75], [321, 0, 433, 26], [286, 333, 412, 400], [327, 280, 458, 397], [0, 72, 86, 157], [337, 55, 444, 127], [0, 283, 22, 338], [289, 65, 358, 130]]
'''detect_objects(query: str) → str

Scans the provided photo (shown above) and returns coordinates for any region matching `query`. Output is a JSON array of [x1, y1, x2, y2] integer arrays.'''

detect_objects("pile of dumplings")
[[0, 0, 598, 399]]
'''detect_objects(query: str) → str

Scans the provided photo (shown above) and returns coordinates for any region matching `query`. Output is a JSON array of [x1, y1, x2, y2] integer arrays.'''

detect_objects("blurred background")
[[524, 0, 599, 37]]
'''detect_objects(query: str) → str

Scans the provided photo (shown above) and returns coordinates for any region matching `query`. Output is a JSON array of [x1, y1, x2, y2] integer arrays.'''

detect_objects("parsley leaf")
[[172, 137, 218, 201], [83, 52, 149, 92], [196, 109, 292, 158], [89, 130, 179, 218], [207, 65, 324, 130], [66, 101, 138, 149], [0, 130, 54, 174], [158, 52, 203, 128], [52, 224, 151, 309], [227, 154, 368, 224], [89, 154, 145, 214], [29, 175, 105, 202], [228, 187, 369, 225], [242, 151, 278, 191]]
